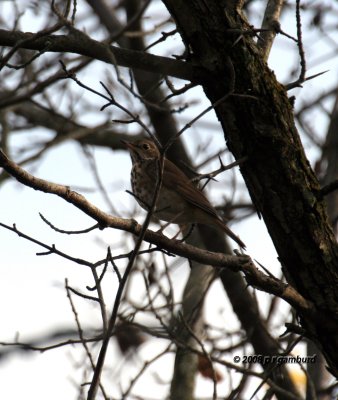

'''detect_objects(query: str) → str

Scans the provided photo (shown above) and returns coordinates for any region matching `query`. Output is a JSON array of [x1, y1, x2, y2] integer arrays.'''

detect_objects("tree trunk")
[[162, 0, 338, 378]]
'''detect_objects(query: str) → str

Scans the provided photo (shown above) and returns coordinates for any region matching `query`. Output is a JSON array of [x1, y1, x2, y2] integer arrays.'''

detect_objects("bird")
[[122, 139, 245, 249]]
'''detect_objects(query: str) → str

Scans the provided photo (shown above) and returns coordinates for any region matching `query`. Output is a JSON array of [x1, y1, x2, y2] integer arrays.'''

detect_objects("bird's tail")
[[216, 219, 246, 249]]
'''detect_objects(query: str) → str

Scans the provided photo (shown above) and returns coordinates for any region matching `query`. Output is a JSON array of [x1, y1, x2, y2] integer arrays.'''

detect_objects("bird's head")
[[122, 139, 160, 162]]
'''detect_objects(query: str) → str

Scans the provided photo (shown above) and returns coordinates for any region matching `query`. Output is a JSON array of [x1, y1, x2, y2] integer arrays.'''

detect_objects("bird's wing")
[[161, 158, 220, 219]]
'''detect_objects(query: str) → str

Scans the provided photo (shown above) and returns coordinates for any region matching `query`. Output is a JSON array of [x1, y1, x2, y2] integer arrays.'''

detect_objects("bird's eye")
[[142, 143, 150, 150]]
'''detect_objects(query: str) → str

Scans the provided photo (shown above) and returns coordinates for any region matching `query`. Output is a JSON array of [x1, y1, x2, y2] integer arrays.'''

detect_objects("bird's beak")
[[120, 140, 135, 150]]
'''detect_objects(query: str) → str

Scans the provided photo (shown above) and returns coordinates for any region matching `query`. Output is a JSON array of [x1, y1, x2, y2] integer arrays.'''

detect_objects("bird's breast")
[[130, 162, 187, 222]]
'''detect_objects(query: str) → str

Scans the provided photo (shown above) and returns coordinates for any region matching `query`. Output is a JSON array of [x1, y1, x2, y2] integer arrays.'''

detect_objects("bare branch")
[[192, 156, 247, 183], [65, 279, 109, 399], [0, 28, 199, 81], [258, 0, 284, 61], [321, 178, 338, 197], [0, 149, 315, 316]]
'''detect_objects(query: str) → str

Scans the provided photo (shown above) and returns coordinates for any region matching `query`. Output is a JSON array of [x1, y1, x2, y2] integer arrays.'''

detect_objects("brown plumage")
[[122, 139, 245, 249]]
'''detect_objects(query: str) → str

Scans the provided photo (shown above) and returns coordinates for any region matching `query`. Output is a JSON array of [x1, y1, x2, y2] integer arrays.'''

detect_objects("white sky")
[[0, 0, 337, 398]]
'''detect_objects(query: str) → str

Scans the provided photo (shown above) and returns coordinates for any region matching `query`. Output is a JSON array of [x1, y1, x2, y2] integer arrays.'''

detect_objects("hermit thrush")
[[122, 139, 245, 249]]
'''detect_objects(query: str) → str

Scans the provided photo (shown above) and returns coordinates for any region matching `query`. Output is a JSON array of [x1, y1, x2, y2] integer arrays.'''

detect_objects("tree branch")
[[257, 0, 284, 61], [0, 28, 199, 82], [0, 148, 314, 316], [162, 0, 338, 379]]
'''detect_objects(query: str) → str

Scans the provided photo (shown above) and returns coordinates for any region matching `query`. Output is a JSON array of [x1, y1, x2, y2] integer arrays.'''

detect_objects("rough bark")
[[307, 88, 338, 397], [162, 0, 338, 378], [322, 92, 338, 231], [97, 2, 300, 396], [202, 226, 300, 397]]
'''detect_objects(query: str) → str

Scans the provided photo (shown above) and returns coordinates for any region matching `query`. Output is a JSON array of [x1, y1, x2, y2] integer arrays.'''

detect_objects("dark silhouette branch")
[[162, 0, 338, 379], [0, 149, 314, 316], [0, 28, 200, 82]]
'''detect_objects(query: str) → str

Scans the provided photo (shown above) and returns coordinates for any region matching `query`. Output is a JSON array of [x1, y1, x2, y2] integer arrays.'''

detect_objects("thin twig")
[[192, 156, 247, 183], [86, 153, 166, 400], [180, 314, 218, 400], [320, 178, 338, 197], [164, 93, 233, 153], [121, 344, 173, 399], [0, 151, 314, 315], [65, 279, 109, 399], [144, 29, 177, 51], [296, 0, 306, 83], [39, 213, 99, 234]]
